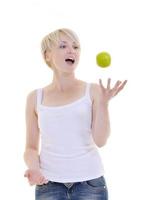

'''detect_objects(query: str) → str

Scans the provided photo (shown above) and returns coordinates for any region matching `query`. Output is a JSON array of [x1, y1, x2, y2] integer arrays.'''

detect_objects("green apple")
[[96, 52, 111, 68]]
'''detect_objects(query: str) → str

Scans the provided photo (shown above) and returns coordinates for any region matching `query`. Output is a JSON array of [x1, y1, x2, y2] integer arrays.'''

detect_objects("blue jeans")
[[35, 176, 108, 200]]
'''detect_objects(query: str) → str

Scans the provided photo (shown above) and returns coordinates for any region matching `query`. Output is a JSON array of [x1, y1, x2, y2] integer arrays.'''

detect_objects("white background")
[[0, 0, 141, 199]]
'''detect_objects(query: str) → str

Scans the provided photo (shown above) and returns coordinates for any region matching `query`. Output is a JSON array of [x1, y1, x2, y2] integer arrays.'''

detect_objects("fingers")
[[107, 78, 111, 90], [112, 80, 122, 91], [122, 80, 128, 86], [99, 78, 111, 90], [99, 79, 105, 90], [38, 177, 49, 185], [26, 174, 48, 186], [37, 176, 48, 185], [98, 78, 128, 98], [33, 178, 48, 186], [114, 80, 128, 96]]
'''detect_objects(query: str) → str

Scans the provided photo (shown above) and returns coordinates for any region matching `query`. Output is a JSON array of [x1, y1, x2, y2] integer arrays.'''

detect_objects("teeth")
[[65, 58, 75, 63], [66, 58, 74, 60]]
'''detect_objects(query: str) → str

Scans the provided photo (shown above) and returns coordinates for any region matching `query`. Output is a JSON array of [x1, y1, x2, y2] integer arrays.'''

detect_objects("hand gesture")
[[24, 168, 48, 186], [99, 78, 128, 104]]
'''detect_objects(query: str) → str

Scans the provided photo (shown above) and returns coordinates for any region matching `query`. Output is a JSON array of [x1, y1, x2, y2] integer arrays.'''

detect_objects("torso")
[[40, 80, 94, 107]]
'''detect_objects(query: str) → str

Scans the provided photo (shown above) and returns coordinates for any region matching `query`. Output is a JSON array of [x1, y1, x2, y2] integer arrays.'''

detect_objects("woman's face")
[[47, 33, 81, 73]]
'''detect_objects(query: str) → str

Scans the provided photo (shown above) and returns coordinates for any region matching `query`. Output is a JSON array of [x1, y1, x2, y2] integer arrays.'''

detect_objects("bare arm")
[[91, 79, 127, 147], [91, 84, 110, 147], [23, 90, 40, 170]]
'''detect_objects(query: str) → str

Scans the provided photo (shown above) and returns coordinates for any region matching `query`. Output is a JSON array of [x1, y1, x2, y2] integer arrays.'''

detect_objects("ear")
[[44, 50, 51, 62]]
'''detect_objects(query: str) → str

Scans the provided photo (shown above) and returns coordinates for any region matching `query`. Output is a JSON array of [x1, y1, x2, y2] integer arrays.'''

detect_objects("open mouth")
[[65, 58, 75, 64]]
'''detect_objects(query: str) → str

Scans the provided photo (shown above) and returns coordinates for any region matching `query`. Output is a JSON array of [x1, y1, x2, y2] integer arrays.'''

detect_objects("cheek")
[[54, 49, 64, 57], [76, 54, 80, 61], [57, 51, 65, 60], [52, 54, 64, 65], [77, 51, 81, 57]]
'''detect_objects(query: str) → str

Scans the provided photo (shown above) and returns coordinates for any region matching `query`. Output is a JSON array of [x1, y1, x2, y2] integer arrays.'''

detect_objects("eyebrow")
[[60, 41, 67, 43], [60, 40, 78, 45]]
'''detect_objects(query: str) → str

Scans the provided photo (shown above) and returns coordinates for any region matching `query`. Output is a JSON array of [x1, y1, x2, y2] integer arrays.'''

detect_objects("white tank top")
[[36, 82, 105, 183]]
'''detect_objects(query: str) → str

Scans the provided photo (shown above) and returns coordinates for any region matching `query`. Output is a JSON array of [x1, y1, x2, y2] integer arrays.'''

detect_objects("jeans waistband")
[[50, 181, 75, 188]]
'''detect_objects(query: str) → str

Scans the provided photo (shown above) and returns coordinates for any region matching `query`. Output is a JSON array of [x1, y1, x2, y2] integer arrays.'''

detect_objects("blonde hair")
[[41, 28, 80, 68]]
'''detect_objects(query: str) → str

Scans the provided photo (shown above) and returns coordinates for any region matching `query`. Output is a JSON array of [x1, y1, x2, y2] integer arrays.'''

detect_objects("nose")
[[67, 46, 75, 54]]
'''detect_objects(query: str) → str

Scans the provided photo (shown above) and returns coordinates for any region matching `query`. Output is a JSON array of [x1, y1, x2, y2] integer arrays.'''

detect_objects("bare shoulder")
[[26, 89, 38, 115]]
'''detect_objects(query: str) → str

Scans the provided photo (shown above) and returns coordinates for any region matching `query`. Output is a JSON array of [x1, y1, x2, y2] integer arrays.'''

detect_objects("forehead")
[[58, 32, 79, 44]]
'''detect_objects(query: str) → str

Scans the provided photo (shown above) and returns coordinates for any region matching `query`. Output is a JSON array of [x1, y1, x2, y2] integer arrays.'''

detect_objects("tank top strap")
[[36, 88, 43, 111], [85, 83, 90, 96], [85, 82, 91, 98]]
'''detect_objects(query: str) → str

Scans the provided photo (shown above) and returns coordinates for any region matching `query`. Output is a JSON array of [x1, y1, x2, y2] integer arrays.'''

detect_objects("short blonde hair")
[[41, 28, 80, 68]]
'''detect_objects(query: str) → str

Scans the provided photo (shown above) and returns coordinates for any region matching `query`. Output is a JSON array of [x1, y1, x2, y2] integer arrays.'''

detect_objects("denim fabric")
[[35, 176, 108, 200]]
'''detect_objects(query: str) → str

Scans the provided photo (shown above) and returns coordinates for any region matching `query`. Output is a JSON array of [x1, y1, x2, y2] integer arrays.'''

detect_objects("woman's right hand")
[[24, 168, 49, 186]]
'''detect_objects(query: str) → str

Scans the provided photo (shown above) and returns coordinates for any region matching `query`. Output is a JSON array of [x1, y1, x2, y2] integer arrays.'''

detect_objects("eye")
[[73, 46, 79, 49], [59, 45, 66, 49]]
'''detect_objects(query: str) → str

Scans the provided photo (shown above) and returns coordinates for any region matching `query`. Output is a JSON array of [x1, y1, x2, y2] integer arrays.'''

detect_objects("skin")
[[24, 32, 127, 186]]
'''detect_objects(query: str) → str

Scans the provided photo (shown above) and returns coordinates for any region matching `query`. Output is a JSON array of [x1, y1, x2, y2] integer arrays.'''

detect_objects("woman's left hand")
[[99, 78, 128, 104]]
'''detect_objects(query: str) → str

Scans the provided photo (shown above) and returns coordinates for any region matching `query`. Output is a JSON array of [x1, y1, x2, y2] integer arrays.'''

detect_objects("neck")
[[51, 72, 79, 92]]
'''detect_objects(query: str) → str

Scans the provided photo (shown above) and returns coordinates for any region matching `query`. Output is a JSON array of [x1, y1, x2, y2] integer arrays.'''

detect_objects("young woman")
[[23, 28, 127, 200]]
